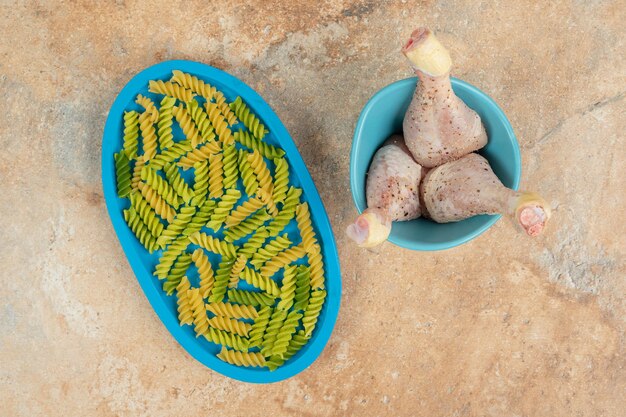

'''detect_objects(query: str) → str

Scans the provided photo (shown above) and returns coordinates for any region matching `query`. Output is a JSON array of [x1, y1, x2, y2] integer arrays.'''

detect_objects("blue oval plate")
[[102, 60, 341, 383], [350, 77, 521, 251]]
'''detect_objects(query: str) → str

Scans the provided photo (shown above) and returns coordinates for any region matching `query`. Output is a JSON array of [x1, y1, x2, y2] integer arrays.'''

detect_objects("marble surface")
[[1, 1, 625, 416]]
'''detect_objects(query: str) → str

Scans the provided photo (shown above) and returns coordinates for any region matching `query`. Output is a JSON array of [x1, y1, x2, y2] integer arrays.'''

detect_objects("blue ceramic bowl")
[[102, 60, 341, 383], [350, 77, 521, 251]]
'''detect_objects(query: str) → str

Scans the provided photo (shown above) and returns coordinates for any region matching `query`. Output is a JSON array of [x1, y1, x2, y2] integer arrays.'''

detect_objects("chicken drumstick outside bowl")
[[349, 77, 521, 251]]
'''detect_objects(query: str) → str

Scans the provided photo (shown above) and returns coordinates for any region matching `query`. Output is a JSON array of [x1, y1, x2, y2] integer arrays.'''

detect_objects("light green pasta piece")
[[187, 99, 215, 143], [272, 157, 289, 204], [224, 208, 270, 243], [230, 97, 269, 140], [209, 257, 236, 303], [276, 265, 297, 311], [189, 232, 237, 258], [234, 130, 284, 160], [207, 152, 224, 198], [123, 208, 158, 253], [140, 165, 180, 208], [292, 265, 311, 312], [239, 265, 280, 297], [154, 236, 190, 279], [266, 331, 308, 371], [260, 245, 306, 278], [226, 289, 276, 308], [163, 254, 192, 295], [157, 96, 176, 150], [204, 327, 249, 352], [302, 289, 326, 338], [238, 227, 269, 259], [149, 140, 192, 170], [164, 162, 194, 204], [271, 310, 302, 358], [217, 347, 266, 368], [114, 152, 132, 198], [190, 160, 209, 207], [222, 143, 238, 190], [250, 234, 292, 269], [260, 309, 288, 356], [225, 197, 264, 229], [207, 188, 241, 231], [191, 248, 214, 299], [247, 306, 272, 348], [156, 206, 196, 248], [122, 110, 139, 159], [129, 191, 163, 238], [266, 186, 302, 236], [237, 149, 259, 196], [182, 199, 216, 236]]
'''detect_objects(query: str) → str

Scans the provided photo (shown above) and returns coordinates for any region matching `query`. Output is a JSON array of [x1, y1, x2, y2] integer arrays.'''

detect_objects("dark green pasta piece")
[[292, 265, 311, 312], [209, 257, 236, 303], [266, 331, 308, 371], [226, 289, 275, 307], [162, 253, 192, 295], [114, 152, 132, 198], [123, 208, 157, 253], [233, 130, 284, 160]]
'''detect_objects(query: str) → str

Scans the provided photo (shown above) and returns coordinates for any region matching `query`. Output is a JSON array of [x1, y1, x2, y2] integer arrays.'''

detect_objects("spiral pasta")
[[176, 276, 194, 326], [205, 102, 234, 146], [217, 347, 266, 368], [150, 140, 192, 170], [155, 97, 175, 151], [307, 243, 325, 290], [248, 306, 272, 348], [171, 70, 217, 101], [114, 152, 131, 198], [157, 206, 196, 248], [260, 245, 306, 278], [123, 110, 139, 159], [189, 288, 210, 337], [238, 227, 269, 259], [137, 181, 176, 223], [234, 130, 284, 160], [163, 254, 192, 296], [207, 188, 241, 231], [188, 160, 208, 207], [177, 141, 222, 170], [131, 155, 145, 191], [129, 191, 163, 238], [123, 208, 158, 253], [222, 143, 238, 190], [187, 99, 215, 143], [172, 104, 201, 148], [227, 289, 275, 307], [292, 265, 311, 312], [276, 265, 297, 311], [139, 108, 158, 161], [225, 197, 264, 229], [296, 202, 317, 251], [237, 149, 259, 196], [204, 327, 249, 352], [182, 199, 216, 236], [164, 162, 194, 204], [149, 80, 195, 102], [136, 94, 159, 122], [256, 187, 278, 217], [266, 331, 308, 371], [154, 236, 190, 279], [272, 157, 289, 204], [224, 209, 271, 243], [240, 266, 280, 297], [260, 309, 288, 356], [271, 310, 302, 358], [140, 165, 180, 208], [209, 257, 236, 303], [266, 187, 302, 236], [207, 315, 251, 337], [208, 152, 224, 199], [189, 232, 237, 258], [191, 248, 214, 299], [230, 97, 268, 140], [302, 289, 326, 338], [228, 254, 247, 289], [250, 234, 292, 269], [247, 150, 273, 194], [206, 302, 258, 320]]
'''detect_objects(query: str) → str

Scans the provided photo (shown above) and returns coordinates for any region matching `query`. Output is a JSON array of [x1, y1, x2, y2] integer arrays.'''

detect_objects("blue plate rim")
[[349, 76, 521, 251], [102, 59, 341, 383]]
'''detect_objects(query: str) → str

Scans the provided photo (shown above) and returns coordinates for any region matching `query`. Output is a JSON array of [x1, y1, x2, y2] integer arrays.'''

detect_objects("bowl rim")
[[349, 76, 521, 251]]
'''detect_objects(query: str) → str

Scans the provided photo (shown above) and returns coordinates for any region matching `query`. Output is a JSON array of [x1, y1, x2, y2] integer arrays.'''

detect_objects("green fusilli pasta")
[[114, 152, 132, 198], [226, 289, 275, 307], [230, 96, 269, 140], [157, 96, 176, 150], [234, 130, 284, 160], [122, 110, 139, 159]]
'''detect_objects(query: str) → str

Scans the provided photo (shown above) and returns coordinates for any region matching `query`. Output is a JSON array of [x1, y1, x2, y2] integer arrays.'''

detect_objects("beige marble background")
[[1, 1, 625, 416]]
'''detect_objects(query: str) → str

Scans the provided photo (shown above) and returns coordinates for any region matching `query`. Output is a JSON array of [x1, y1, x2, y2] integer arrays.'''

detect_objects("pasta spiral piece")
[[207, 188, 241, 231], [230, 97, 268, 140], [123, 208, 158, 253], [250, 234, 292, 269], [238, 149, 259, 196], [217, 98, 237, 126], [266, 331, 308, 371], [157, 96, 176, 150], [163, 254, 192, 295], [260, 309, 288, 356], [296, 202, 317, 251], [157, 206, 196, 248], [217, 347, 266, 368], [189, 232, 237, 258], [136, 95, 159, 122], [190, 160, 209, 207], [176, 276, 193, 326], [122, 110, 139, 159], [247, 150, 273, 195], [224, 209, 271, 243], [256, 187, 279, 217], [140, 165, 180, 209], [189, 288, 210, 337], [228, 254, 247, 289], [260, 245, 307, 278], [207, 315, 251, 337], [171, 70, 217, 101], [205, 102, 233, 146], [271, 310, 303, 358], [272, 157, 289, 204], [172, 105, 201, 148], [204, 327, 249, 352], [138, 109, 158, 161], [191, 248, 214, 299], [266, 186, 302, 236], [114, 152, 132, 198], [240, 265, 280, 297], [164, 162, 194, 204], [154, 236, 190, 279], [209, 257, 236, 303], [292, 265, 311, 312], [225, 198, 264, 229], [148, 80, 195, 102], [234, 130, 284, 160], [206, 302, 258, 320], [187, 99, 215, 143], [207, 153, 224, 199], [238, 227, 269, 259], [182, 199, 216, 236], [129, 191, 163, 238], [247, 306, 272, 348], [302, 289, 326, 338], [177, 141, 222, 170], [222, 143, 238, 190], [226, 289, 275, 307], [307, 243, 325, 290], [276, 265, 297, 311], [137, 181, 176, 223], [150, 140, 192, 170], [131, 155, 145, 191]]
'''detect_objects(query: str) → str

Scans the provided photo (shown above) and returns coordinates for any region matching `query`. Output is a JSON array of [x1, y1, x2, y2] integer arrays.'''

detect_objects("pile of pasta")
[[114, 70, 326, 371]]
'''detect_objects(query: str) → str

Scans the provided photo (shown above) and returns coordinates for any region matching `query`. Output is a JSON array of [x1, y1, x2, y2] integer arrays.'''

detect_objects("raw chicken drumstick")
[[347, 135, 422, 247], [420, 153, 551, 236], [402, 28, 487, 168]]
